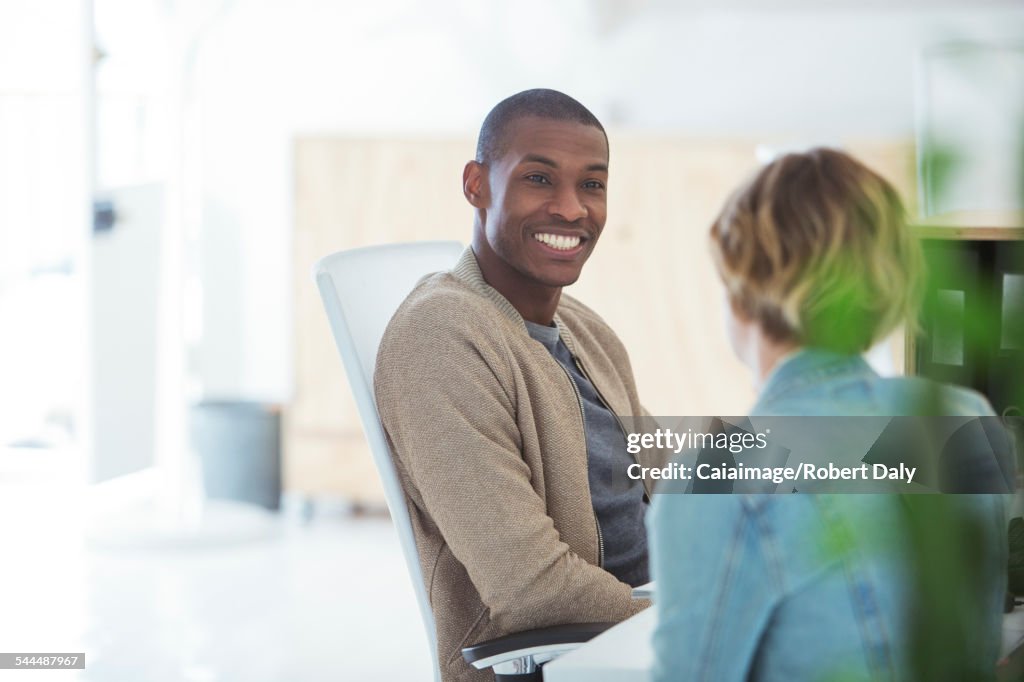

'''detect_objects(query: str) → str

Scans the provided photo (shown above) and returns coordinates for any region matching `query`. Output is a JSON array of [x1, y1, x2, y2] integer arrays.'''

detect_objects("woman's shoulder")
[[754, 370, 995, 418], [875, 376, 995, 417]]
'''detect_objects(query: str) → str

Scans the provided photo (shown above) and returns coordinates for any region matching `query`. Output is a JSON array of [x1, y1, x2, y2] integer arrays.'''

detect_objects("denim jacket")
[[648, 349, 1011, 681]]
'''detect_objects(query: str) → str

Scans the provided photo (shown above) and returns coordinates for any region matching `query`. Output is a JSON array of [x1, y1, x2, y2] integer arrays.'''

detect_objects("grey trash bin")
[[191, 401, 281, 511]]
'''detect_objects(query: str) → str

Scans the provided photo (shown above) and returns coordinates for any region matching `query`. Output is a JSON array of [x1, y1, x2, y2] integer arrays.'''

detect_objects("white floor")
[[0, 451, 433, 682]]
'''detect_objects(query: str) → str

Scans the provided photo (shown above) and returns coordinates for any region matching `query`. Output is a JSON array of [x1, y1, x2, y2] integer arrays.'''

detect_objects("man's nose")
[[548, 186, 588, 222]]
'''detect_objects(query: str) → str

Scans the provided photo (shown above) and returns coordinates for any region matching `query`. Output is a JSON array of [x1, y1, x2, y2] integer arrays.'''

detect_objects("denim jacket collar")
[[754, 348, 875, 411]]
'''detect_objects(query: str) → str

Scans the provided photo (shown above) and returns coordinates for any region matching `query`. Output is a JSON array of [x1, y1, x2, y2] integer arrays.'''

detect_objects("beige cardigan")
[[375, 248, 652, 682]]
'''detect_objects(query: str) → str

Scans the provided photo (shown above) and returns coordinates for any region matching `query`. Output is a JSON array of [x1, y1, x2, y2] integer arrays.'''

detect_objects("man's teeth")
[[533, 233, 581, 250]]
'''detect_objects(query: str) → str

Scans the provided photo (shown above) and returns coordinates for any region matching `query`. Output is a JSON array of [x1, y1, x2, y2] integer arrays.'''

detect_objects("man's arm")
[[375, 317, 645, 634]]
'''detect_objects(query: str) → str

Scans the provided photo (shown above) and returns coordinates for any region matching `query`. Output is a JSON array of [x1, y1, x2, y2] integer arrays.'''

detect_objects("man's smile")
[[533, 232, 582, 250], [530, 230, 591, 258]]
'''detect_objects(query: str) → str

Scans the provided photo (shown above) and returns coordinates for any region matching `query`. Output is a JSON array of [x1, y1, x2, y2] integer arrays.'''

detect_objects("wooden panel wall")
[[289, 135, 916, 503]]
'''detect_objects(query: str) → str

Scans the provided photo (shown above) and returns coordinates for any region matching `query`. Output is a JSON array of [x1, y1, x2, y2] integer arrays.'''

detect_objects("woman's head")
[[710, 147, 924, 356]]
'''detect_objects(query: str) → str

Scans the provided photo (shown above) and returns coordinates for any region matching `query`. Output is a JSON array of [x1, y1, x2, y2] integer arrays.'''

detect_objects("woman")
[[648, 148, 1012, 681]]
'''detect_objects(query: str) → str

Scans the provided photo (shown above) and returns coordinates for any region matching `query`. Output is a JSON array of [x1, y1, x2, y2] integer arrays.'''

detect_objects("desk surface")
[[1004, 607, 1024, 662], [543, 608, 654, 682], [545, 605, 1024, 682]]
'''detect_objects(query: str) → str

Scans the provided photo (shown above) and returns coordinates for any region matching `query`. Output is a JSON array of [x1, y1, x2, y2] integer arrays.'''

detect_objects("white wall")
[[190, 1, 1024, 401], [0, 0, 90, 450]]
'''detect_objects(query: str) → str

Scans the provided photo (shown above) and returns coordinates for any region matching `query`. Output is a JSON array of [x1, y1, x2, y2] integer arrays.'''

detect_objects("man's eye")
[[583, 180, 605, 190], [526, 174, 551, 184]]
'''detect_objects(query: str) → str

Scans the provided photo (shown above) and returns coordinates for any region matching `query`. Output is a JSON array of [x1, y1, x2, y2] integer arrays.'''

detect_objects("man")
[[375, 89, 656, 682]]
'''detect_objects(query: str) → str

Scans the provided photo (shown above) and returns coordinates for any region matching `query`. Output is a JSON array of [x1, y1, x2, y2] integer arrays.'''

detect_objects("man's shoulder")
[[375, 271, 517, 385], [373, 272, 529, 418], [387, 271, 506, 336]]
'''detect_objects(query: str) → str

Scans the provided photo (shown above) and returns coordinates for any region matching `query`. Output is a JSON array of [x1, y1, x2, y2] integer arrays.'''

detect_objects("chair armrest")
[[462, 622, 614, 678]]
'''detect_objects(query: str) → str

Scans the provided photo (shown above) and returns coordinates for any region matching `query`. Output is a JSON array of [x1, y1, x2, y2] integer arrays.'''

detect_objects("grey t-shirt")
[[524, 320, 649, 587]]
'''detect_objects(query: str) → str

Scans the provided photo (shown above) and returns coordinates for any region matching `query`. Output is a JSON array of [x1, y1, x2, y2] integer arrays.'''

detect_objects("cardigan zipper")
[[559, 364, 605, 569], [572, 356, 650, 501]]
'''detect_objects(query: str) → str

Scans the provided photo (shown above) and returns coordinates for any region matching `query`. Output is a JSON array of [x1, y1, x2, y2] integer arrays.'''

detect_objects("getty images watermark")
[[629, 460, 918, 485], [615, 416, 1017, 494]]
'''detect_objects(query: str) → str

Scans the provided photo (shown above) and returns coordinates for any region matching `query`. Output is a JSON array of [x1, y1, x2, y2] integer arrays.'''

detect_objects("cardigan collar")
[[450, 246, 581, 356]]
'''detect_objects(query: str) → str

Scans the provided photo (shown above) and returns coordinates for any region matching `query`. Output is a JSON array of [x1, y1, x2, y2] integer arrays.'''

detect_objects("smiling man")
[[374, 89, 654, 682]]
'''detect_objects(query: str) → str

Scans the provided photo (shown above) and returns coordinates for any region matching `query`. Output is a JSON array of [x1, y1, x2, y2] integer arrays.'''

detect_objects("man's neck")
[[470, 242, 562, 326]]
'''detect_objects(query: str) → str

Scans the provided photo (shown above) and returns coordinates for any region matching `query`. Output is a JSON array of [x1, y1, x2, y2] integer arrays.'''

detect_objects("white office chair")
[[313, 241, 611, 682]]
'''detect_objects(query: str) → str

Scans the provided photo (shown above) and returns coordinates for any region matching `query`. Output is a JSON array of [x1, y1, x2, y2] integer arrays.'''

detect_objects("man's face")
[[477, 117, 608, 288]]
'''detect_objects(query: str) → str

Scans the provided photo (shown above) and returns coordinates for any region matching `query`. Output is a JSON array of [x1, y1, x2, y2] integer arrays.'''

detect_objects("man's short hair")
[[475, 89, 608, 164], [709, 147, 925, 354]]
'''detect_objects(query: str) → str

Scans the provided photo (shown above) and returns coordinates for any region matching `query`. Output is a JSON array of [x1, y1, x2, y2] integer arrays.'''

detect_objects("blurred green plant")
[[819, 51, 1023, 680], [900, 56, 1024, 680]]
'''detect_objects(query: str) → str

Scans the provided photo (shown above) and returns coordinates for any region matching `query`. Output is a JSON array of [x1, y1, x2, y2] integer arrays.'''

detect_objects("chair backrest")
[[312, 241, 463, 682]]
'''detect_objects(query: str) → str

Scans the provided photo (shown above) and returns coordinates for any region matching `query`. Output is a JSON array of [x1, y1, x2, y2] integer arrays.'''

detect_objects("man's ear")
[[463, 160, 488, 208]]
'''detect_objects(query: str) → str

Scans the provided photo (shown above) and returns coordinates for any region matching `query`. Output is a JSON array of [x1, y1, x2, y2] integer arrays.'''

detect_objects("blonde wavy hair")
[[709, 147, 924, 354]]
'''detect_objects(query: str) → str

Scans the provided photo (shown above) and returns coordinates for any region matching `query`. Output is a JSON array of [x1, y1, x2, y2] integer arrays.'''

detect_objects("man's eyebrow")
[[519, 154, 609, 173], [520, 154, 558, 168]]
